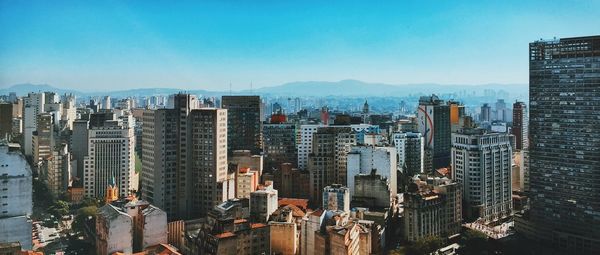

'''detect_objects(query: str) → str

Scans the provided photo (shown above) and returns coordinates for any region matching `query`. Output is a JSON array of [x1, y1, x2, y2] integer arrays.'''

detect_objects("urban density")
[[1, 2, 599, 255]]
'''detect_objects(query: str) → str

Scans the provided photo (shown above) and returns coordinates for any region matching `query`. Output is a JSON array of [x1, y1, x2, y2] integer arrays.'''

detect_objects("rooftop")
[[0, 144, 32, 177]]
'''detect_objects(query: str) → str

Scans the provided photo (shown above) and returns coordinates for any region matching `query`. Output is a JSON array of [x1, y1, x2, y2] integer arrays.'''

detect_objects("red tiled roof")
[[278, 198, 309, 211], [215, 232, 236, 239], [251, 223, 268, 229]]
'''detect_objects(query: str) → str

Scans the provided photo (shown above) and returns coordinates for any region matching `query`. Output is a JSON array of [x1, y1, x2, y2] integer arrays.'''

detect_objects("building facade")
[[451, 129, 512, 223], [527, 36, 600, 254], [222, 96, 263, 155], [417, 95, 451, 171], [511, 101, 528, 151], [392, 132, 424, 176]]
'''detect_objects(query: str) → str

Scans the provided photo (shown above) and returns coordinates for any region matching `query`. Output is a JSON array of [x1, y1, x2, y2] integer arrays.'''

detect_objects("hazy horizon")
[[1, 1, 599, 91]]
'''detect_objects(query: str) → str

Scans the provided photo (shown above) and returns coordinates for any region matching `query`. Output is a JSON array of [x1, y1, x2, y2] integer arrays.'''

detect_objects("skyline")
[[1, 1, 600, 91]]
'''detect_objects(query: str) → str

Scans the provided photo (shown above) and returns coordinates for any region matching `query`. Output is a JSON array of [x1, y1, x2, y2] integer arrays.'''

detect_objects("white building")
[[23, 92, 45, 157], [0, 143, 33, 250], [83, 120, 137, 199], [250, 181, 278, 223], [297, 124, 323, 170], [451, 128, 512, 223], [96, 200, 167, 254], [392, 132, 424, 175], [347, 145, 397, 198]]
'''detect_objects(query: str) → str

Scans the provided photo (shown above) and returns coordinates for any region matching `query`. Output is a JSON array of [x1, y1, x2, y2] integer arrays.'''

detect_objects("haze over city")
[[1, 1, 600, 90]]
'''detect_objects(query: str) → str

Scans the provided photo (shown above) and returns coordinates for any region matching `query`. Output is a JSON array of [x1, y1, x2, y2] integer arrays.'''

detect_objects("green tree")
[[406, 236, 445, 255], [460, 229, 488, 254], [72, 206, 98, 234], [49, 200, 70, 218]]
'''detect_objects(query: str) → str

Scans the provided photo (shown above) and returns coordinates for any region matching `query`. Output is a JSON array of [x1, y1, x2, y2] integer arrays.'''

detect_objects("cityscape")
[[1, 2, 599, 255]]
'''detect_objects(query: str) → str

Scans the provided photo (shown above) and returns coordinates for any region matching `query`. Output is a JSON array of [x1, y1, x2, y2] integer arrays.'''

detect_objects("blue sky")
[[1, 1, 599, 91]]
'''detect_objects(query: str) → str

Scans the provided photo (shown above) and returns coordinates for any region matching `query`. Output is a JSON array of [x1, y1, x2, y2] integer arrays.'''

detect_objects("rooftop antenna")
[[250, 81, 253, 94], [229, 82, 232, 95]]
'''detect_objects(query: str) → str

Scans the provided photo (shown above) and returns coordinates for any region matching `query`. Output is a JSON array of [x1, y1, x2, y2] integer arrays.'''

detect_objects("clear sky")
[[1, 1, 599, 91]]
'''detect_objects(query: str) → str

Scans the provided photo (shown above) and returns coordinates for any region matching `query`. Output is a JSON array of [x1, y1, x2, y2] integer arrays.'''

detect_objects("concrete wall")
[[0, 216, 33, 250], [270, 222, 297, 255]]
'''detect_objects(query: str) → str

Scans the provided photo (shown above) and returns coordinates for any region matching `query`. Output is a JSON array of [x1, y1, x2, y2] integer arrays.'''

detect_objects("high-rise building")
[[511, 101, 528, 151], [222, 96, 263, 155], [0, 143, 33, 250], [392, 132, 424, 176], [22, 92, 45, 156], [298, 124, 323, 170], [263, 114, 297, 170], [71, 120, 89, 181], [32, 113, 54, 165], [141, 94, 230, 220], [480, 103, 491, 122], [308, 127, 356, 205], [417, 95, 451, 170], [0, 103, 16, 139], [448, 100, 465, 132], [451, 128, 512, 223], [83, 119, 136, 199], [346, 145, 397, 199], [527, 36, 600, 254]]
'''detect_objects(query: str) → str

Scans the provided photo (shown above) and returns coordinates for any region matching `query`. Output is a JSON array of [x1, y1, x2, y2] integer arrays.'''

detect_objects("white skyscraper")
[[297, 124, 323, 170], [83, 119, 137, 199]]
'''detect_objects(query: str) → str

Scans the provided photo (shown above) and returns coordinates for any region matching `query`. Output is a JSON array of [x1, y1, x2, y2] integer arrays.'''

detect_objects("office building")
[[222, 96, 263, 155], [298, 124, 323, 170], [417, 95, 451, 170], [527, 36, 600, 254], [83, 119, 136, 199], [451, 128, 512, 222], [308, 127, 356, 205], [0, 144, 33, 250], [480, 103, 491, 122], [22, 92, 45, 157], [263, 115, 297, 170], [511, 101, 528, 150], [392, 132, 424, 176], [141, 94, 230, 220]]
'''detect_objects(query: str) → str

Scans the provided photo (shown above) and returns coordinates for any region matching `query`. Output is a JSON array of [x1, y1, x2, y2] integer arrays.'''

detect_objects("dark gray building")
[[262, 117, 297, 171], [222, 96, 263, 155], [528, 36, 600, 254]]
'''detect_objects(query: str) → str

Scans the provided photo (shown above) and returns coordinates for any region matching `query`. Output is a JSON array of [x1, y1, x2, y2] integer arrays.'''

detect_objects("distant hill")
[[1, 80, 528, 98]]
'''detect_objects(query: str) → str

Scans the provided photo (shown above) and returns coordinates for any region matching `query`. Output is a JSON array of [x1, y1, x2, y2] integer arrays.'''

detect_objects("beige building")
[[141, 94, 230, 220], [308, 126, 356, 205], [403, 175, 462, 242]]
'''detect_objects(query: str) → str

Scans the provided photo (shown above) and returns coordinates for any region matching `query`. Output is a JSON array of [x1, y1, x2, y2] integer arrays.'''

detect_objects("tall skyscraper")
[[222, 95, 263, 155], [141, 94, 230, 220], [298, 124, 323, 170], [528, 36, 600, 254], [417, 95, 451, 171], [451, 128, 512, 223], [83, 119, 136, 199], [511, 101, 528, 151]]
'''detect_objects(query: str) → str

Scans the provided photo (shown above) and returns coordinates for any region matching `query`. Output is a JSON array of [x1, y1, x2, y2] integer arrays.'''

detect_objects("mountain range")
[[0, 79, 528, 98]]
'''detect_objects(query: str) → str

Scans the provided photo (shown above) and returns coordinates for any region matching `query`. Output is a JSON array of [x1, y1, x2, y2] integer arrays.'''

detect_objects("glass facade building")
[[529, 36, 600, 254]]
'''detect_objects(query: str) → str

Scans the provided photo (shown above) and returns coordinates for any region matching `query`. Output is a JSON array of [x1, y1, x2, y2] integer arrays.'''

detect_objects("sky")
[[1, 1, 599, 91]]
